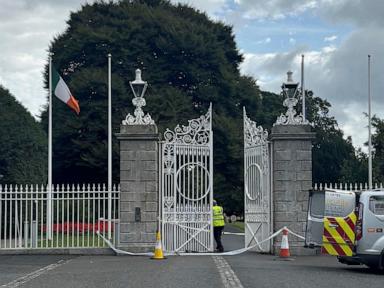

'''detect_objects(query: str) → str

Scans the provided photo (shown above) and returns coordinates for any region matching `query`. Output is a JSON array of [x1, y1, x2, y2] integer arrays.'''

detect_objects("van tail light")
[[355, 203, 364, 241]]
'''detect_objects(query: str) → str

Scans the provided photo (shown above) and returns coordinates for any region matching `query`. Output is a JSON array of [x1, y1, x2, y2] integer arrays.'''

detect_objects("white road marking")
[[212, 256, 244, 288], [1, 259, 71, 288]]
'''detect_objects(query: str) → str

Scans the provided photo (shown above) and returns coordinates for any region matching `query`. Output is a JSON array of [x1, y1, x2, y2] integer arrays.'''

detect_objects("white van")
[[305, 189, 384, 270]]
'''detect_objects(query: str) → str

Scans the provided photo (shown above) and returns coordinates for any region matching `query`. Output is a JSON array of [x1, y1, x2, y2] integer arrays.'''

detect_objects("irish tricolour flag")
[[52, 68, 80, 114]]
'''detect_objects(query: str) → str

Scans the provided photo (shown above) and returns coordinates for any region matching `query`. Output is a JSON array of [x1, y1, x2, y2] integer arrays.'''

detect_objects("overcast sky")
[[1, 0, 383, 150]]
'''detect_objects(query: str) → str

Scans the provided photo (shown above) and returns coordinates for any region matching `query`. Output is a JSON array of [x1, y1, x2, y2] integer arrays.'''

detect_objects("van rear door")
[[305, 190, 325, 247], [322, 190, 356, 256]]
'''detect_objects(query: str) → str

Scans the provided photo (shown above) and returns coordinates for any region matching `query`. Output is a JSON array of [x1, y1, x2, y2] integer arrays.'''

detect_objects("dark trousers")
[[214, 226, 224, 252]]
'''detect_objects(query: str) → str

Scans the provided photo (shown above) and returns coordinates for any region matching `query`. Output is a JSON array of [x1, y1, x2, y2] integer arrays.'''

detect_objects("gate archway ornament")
[[163, 109, 211, 145], [243, 107, 272, 252], [161, 104, 213, 253]]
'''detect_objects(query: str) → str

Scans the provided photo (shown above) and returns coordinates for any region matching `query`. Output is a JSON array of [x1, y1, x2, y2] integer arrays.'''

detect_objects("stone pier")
[[116, 124, 159, 252], [270, 124, 315, 255]]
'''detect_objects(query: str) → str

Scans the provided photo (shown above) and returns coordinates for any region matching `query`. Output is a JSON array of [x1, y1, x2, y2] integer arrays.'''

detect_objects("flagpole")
[[107, 54, 112, 240], [48, 52, 53, 240], [301, 54, 305, 121], [368, 55, 372, 189]]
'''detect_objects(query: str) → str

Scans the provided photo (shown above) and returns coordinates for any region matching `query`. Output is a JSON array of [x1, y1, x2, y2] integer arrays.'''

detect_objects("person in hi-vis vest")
[[213, 199, 225, 252]]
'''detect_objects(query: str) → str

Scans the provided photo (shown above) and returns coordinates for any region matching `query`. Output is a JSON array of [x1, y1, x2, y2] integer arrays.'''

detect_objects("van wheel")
[[367, 264, 382, 271], [368, 253, 384, 272]]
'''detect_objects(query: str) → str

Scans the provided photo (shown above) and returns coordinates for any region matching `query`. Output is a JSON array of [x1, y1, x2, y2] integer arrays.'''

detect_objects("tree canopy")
[[302, 92, 358, 184], [0, 86, 47, 184], [35, 0, 365, 213], [40, 0, 269, 212]]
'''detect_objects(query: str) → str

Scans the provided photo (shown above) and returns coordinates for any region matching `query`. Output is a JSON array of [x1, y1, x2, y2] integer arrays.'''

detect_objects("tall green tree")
[[40, 0, 265, 213], [371, 116, 384, 183], [39, 0, 361, 213], [339, 147, 368, 184], [302, 91, 358, 184], [0, 86, 47, 184]]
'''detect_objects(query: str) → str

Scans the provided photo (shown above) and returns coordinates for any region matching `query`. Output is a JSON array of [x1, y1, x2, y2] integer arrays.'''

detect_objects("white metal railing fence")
[[0, 184, 119, 250], [313, 183, 384, 191]]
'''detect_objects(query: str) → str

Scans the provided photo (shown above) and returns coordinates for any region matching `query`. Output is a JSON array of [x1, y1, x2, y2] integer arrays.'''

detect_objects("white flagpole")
[[48, 52, 53, 240], [301, 54, 305, 122], [368, 55, 372, 189], [107, 54, 112, 240]]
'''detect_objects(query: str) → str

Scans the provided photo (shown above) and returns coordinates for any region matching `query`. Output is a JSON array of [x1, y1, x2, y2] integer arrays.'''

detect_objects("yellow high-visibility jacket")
[[213, 205, 225, 227]]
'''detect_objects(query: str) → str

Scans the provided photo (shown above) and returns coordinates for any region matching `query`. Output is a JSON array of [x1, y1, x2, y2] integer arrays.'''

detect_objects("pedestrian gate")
[[160, 106, 213, 252], [243, 108, 272, 252]]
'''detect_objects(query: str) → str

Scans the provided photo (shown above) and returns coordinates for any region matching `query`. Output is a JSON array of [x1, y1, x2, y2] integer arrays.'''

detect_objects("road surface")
[[0, 226, 382, 288]]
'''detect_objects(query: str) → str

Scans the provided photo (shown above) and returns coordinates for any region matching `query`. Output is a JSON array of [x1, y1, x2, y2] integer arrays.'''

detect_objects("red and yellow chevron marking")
[[321, 212, 357, 256]]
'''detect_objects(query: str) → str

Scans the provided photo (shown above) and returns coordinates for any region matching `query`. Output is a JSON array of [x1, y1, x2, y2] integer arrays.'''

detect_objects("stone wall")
[[115, 124, 159, 252], [270, 124, 316, 255]]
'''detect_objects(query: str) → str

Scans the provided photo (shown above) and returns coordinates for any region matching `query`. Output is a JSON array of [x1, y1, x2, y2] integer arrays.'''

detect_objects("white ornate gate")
[[243, 108, 272, 252], [160, 105, 213, 252]]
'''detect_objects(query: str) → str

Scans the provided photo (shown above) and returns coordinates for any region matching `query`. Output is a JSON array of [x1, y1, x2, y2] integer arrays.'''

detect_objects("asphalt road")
[[0, 227, 382, 288]]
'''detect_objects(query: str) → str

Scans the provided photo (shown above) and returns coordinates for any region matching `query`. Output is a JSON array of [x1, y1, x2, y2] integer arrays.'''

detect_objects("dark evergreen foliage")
[[37, 0, 362, 213], [371, 116, 384, 183], [0, 86, 47, 184], [302, 92, 357, 184], [39, 0, 268, 214]]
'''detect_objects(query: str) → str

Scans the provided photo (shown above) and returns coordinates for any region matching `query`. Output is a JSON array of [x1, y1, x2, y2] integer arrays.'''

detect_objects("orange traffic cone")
[[277, 228, 293, 260], [151, 230, 166, 260]]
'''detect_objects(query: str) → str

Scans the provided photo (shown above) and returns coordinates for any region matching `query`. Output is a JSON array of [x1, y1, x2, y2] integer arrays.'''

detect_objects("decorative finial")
[[286, 71, 293, 83], [274, 71, 309, 126], [122, 69, 154, 125], [133, 69, 144, 84]]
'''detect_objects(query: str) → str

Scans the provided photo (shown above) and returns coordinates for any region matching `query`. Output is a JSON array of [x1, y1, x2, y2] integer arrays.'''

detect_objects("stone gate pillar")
[[270, 125, 315, 255], [270, 71, 316, 255], [115, 69, 159, 252]]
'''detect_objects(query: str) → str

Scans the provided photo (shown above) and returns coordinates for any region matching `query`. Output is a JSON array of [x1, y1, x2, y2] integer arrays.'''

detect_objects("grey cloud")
[[234, 0, 317, 19], [240, 26, 384, 148], [240, 47, 307, 90], [0, 0, 95, 117], [318, 0, 384, 27], [234, 0, 384, 28], [310, 28, 384, 104]]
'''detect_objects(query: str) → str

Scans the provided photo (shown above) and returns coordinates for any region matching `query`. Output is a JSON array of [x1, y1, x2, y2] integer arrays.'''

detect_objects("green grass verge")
[[227, 221, 245, 232]]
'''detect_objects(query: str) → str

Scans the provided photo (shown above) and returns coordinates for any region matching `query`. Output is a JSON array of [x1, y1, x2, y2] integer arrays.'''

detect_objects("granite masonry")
[[270, 124, 316, 255], [115, 124, 159, 252]]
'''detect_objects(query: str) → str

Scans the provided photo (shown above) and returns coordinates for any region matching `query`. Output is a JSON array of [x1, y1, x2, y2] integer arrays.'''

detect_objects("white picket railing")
[[0, 184, 119, 250], [313, 182, 384, 191]]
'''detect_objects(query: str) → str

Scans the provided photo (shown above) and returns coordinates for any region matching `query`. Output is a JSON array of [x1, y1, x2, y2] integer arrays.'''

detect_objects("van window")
[[324, 191, 355, 218], [310, 191, 325, 218], [369, 196, 384, 215]]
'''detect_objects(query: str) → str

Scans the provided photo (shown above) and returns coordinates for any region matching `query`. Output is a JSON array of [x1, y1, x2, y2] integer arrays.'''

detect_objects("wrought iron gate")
[[160, 105, 213, 252], [243, 108, 272, 252]]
